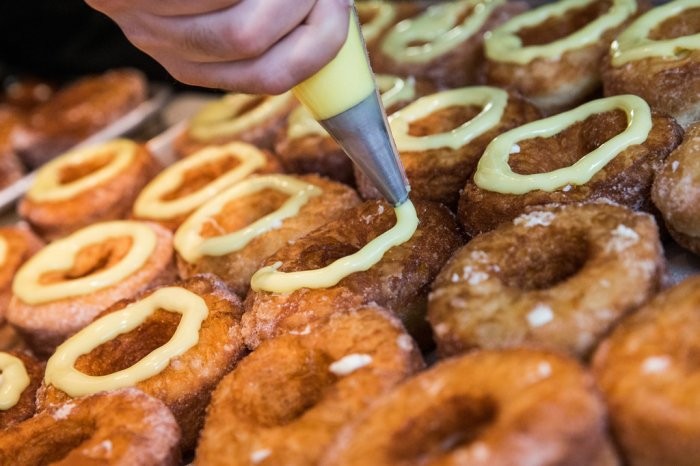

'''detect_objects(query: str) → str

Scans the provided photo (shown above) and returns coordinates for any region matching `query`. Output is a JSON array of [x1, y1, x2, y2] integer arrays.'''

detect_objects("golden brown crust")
[[653, 123, 700, 254], [12, 69, 148, 168], [6, 222, 176, 357], [0, 224, 43, 321], [242, 198, 463, 349], [429, 202, 664, 358], [176, 174, 361, 298], [133, 147, 282, 231], [0, 350, 43, 429], [19, 143, 161, 241], [0, 389, 181, 465], [373, 2, 528, 88], [459, 109, 683, 237], [195, 305, 424, 466], [486, 0, 641, 115], [592, 276, 700, 466], [355, 91, 541, 206], [37, 274, 246, 451], [602, 8, 700, 129], [174, 96, 296, 158], [321, 349, 615, 466]]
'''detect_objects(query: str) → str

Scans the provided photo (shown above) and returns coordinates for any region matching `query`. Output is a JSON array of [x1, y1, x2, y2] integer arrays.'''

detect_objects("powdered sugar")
[[671, 160, 680, 172], [250, 449, 271, 463], [641, 355, 671, 374], [527, 304, 554, 328], [329, 354, 373, 376], [289, 325, 311, 336], [52, 401, 75, 420], [396, 334, 414, 352], [514, 211, 556, 228], [606, 224, 640, 253]]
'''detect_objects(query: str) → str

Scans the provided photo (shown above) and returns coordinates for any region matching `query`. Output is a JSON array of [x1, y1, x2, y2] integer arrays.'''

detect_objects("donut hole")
[[74, 308, 181, 376], [58, 150, 114, 185], [161, 154, 241, 201], [508, 109, 627, 175], [39, 236, 133, 284], [390, 395, 497, 461], [516, 0, 611, 46], [232, 343, 337, 427], [499, 230, 589, 291], [408, 105, 483, 136], [200, 188, 290, 238], [19, 421, 92, 464], [649, 8, 700, 40]]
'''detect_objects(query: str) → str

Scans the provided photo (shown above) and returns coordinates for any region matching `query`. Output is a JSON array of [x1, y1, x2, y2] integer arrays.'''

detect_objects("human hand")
[[85, 0, 352, 94]]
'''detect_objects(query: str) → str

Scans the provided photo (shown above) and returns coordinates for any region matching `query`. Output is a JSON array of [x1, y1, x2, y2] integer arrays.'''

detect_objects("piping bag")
[[292, 8, 410, 206]]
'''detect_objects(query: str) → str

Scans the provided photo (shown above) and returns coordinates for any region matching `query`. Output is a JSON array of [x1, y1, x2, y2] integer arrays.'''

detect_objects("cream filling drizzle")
[[0, 353, 30, 410], [174, 175, 322, 263], [484, 0, 638, 64], [390, 86, 508, 152], [611, 0, 700, 66], [12, 221, 157, 305], [27, 139, 138, 202], [358, 2, 397, 43], [250, 200, 419, 294], [288, 75, 417, 140], [44, 286, 208, 398], [381, 0, 505, 63], [474, 94, 652, 194], [0, 236, 7, 268], [133, 142, 266, 220], [189, 92, 294, 142]]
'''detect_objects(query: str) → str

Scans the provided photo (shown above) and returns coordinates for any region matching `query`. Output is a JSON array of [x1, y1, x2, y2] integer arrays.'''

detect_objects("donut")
[[7, 220, 176, 356], [133, 141, 281, 231], [652, 122, 700, 255], [0, 350, 43, 429], [174, 174, 360, 297], [0, 388, 181, 465], [37, 274, 245, 451], [195, 305, 424, 466], [355, 86, 541, 206], [373, 0, 527, 88], [11, 69, 148, 168], [484, 0, 640, 115], [459, 94, 683, 236], [276, 75, 432, 185], [0, 224, 43, 321], [174, 92, 296, 157], [19, 138, 160, 241], [321, 348, 617, 466], [603, 0, 700, 129], [592, 276, 700, 466], [242, 198, 463, 349], [357, 1, 420, 58], [0, 107, 25, 190], [429, 202, 664, 358]]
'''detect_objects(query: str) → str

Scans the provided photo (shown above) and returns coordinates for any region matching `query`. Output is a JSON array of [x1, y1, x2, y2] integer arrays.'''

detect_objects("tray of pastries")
[[0, 0, 699, 464]]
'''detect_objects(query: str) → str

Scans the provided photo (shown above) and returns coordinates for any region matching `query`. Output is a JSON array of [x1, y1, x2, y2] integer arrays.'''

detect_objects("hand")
[[85, 0, 352, 94]]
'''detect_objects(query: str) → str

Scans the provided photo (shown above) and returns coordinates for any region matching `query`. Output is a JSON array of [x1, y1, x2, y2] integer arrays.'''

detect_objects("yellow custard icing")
[[250, 199, 419, 294], [474, 94, 652, 194], [27, 139, 138, 202], [174, 175, 322, 263], [288, 75, 417, 140], [485, 0, 637, 65], [382, 0, 505, 63], [0, 352, 30, 410], [358, 2, 398, 43], [390, 86, 508, 152], [293, 10, 375, 120], [189, 92, 295, 142], [611, 0, 700, 66], [133, 142, 266, 220], [12, 221, 157, 305], [44, 286, 208, 397]]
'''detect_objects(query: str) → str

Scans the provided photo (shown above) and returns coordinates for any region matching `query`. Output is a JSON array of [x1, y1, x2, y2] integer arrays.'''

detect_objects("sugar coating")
[[434, 323, 449, 336], [396, 334, 414, 352], [537, 361, 552, 378], [288, 325, 311, 336], [472, 442, 491, 461], [84, 440, 113, 457], [52, 401, 75, 420], [606, 224, 639, 253], [527, 304, 554, 328], [514, 211, 556, 228], [671, 160, 680, 172], [251, 449, 271, 464], [329, 354, 373, 376], [510, 144, 521, 154], [641, 355, 671, 374], [562, 184, 573, 192]]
